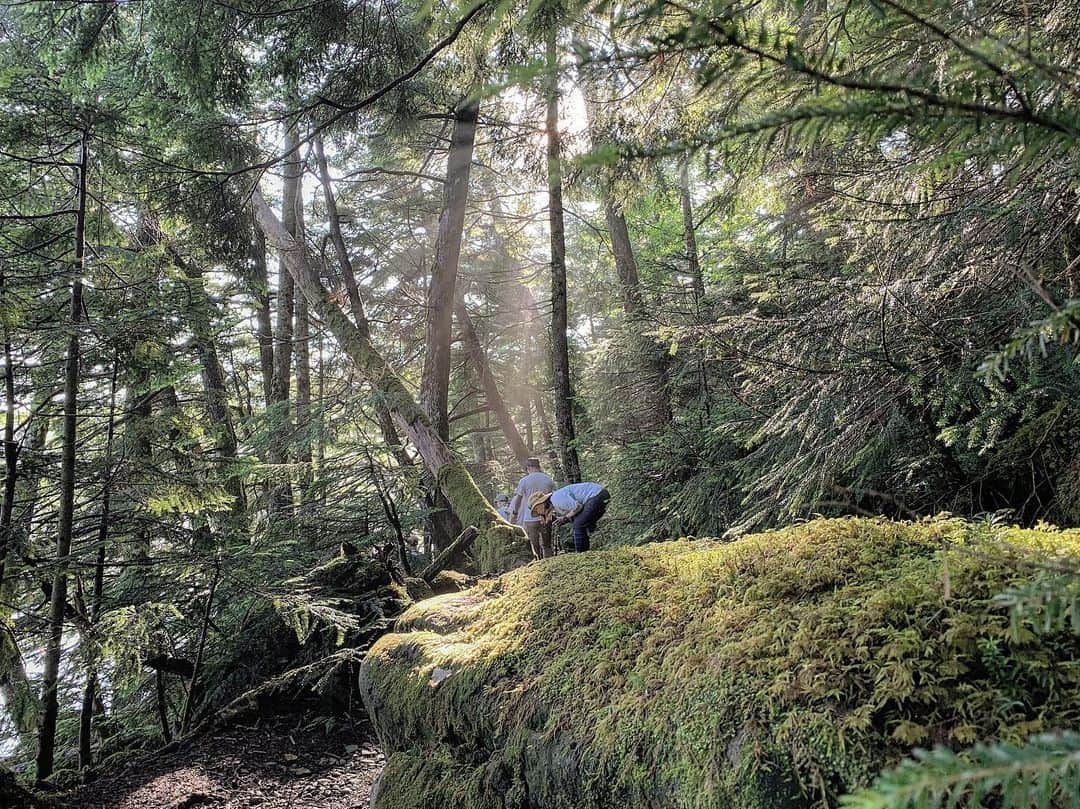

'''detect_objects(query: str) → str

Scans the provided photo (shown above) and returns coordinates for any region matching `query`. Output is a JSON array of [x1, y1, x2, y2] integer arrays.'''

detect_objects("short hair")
[[525, 457, 541, 469]]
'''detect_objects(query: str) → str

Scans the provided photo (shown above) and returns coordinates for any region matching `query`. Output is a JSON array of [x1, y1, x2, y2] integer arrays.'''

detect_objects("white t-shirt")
[[513, 471, 555, 525], [549, 482, 604, 515]]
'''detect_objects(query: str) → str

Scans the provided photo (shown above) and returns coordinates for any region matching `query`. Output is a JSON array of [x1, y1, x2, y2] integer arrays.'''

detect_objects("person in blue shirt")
[[528, 482, 610, 553], [494, 493, 513, 522]]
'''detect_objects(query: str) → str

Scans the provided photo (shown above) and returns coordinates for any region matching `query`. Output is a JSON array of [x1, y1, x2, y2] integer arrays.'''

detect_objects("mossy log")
[[359, 517, 1080, 809], [252, 190, 530, 574], [420, 526, 478, 582]]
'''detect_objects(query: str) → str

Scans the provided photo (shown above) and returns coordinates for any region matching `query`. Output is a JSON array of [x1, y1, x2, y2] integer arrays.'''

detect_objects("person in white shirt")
[[528, 481, 610, 552], [509, 458, 555, 558]]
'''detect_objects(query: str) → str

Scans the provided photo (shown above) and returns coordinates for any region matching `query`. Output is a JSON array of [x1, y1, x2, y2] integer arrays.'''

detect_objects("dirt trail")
[[61, 715, 383, 809]]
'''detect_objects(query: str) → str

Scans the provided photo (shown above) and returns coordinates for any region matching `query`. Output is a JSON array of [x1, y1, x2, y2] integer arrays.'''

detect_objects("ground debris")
[[61, 714, 383, 809]]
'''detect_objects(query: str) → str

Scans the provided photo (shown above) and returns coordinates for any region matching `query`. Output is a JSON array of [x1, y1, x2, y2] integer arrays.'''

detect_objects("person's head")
[[525, 457, 542, 473], [527, 491, 553, 520], [495, 493, 509, 507]]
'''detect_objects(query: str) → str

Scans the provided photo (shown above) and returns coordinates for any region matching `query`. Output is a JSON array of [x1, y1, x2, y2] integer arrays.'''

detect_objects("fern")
[[147, 483, 236, 516], [841, 731, 1080, 808], [844, 565, 1080, 808]]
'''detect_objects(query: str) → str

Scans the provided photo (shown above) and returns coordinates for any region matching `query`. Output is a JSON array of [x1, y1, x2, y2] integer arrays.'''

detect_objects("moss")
[[433, 457, 531, 574], [473, 521, 532, 574], [0, 621, 38, 735], [404, 577, 434, 601], [360, 517, 1080, 808], [430, 569, 473, 595]]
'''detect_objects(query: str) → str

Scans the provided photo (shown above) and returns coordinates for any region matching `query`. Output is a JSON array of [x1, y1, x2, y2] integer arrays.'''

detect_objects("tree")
[[37, 129, 88, 783], [421, 98, 480, 443], [268, 121, 302, 515], [252, 190, 524, 563], [583, 88, 671, 432], [544, 26, 582, 483]]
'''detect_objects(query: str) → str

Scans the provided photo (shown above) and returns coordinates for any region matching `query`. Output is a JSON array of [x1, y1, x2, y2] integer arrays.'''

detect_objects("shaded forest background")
[[0, 0, 1078, 788]]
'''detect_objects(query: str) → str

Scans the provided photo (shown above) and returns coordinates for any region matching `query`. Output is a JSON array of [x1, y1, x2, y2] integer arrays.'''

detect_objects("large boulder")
[[359, 517, 1080, 808]]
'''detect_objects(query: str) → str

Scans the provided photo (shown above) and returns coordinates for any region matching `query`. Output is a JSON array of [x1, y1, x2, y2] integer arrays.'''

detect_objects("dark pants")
[[572, 489, 610, 552]]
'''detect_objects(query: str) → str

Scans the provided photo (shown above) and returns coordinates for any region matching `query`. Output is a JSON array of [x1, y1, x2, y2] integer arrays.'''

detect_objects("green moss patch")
[[359, 517, 1080, 808]]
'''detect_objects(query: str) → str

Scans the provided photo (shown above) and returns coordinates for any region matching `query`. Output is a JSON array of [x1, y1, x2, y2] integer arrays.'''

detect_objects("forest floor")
[[60, 714, 383, 809]]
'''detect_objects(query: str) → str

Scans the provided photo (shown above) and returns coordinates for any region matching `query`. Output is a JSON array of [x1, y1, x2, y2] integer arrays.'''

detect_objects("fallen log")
[[420, 526, 478, 583]]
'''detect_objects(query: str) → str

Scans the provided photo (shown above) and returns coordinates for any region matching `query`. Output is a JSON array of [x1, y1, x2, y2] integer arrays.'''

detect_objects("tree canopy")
[[0, 0, 1077, 805]]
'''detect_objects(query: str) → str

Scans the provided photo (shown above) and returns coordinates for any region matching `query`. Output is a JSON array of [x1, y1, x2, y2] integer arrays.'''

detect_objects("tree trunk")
[[677, 151, 712, 414], [544, 30, 582, 483], [124, 370, 155, 564], [8, 384, 49, 581], [316, 332, 326, 497], [155, 669, 172, 744], [180, 565, 218, 736], [268, 123, 302, 514], [37, 130, 89, 783], [534, 388, 562, 481], [419, 526, 478, 582], [583, 88, 671, 431], [252, 190, 525, 569], [0, 291, 17, 589], [0, 622, 36, 737], [295, 294, 312, 500], [420, 98, 479, 442], [313, 133, 366, 320], [248, 221, 275, 406], [291, 171, 312, 501], [419, 98, 477, 550], [79, 355, 117, 771], [679, 151, 706, 303], [455, 300, 529, 465], [602, 197, 671, 429], [168, 248, 245, 518], [515, 281, 563, 479], [0, 351, 39, 743]]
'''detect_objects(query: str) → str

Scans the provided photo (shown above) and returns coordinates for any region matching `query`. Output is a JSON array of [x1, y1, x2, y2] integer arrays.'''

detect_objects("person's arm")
[[561, 505, 583, 520], [508, 493, 522, 524], [552, 497, 582, 525]]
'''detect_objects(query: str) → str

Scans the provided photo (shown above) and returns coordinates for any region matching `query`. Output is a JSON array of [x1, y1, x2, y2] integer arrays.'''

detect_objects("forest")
[[0, 0, 1078, 807]]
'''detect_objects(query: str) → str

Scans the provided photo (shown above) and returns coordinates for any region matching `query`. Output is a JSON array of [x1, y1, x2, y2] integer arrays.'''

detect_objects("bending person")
[[528, 482, 610, 553]]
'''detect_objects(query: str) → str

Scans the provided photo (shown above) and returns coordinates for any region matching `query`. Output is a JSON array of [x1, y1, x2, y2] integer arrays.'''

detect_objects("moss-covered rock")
[[359, 517, 1080, 808], [472, 520, 532, 574], [430, 569, 474, 595]]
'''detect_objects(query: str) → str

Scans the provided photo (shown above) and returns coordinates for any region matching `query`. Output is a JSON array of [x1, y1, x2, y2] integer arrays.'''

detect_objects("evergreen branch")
[[994, 570, 1080, 641], [842, 731, 1080, 808], [659, 0, 1080, 138], [978, 301, 1080, 382]]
